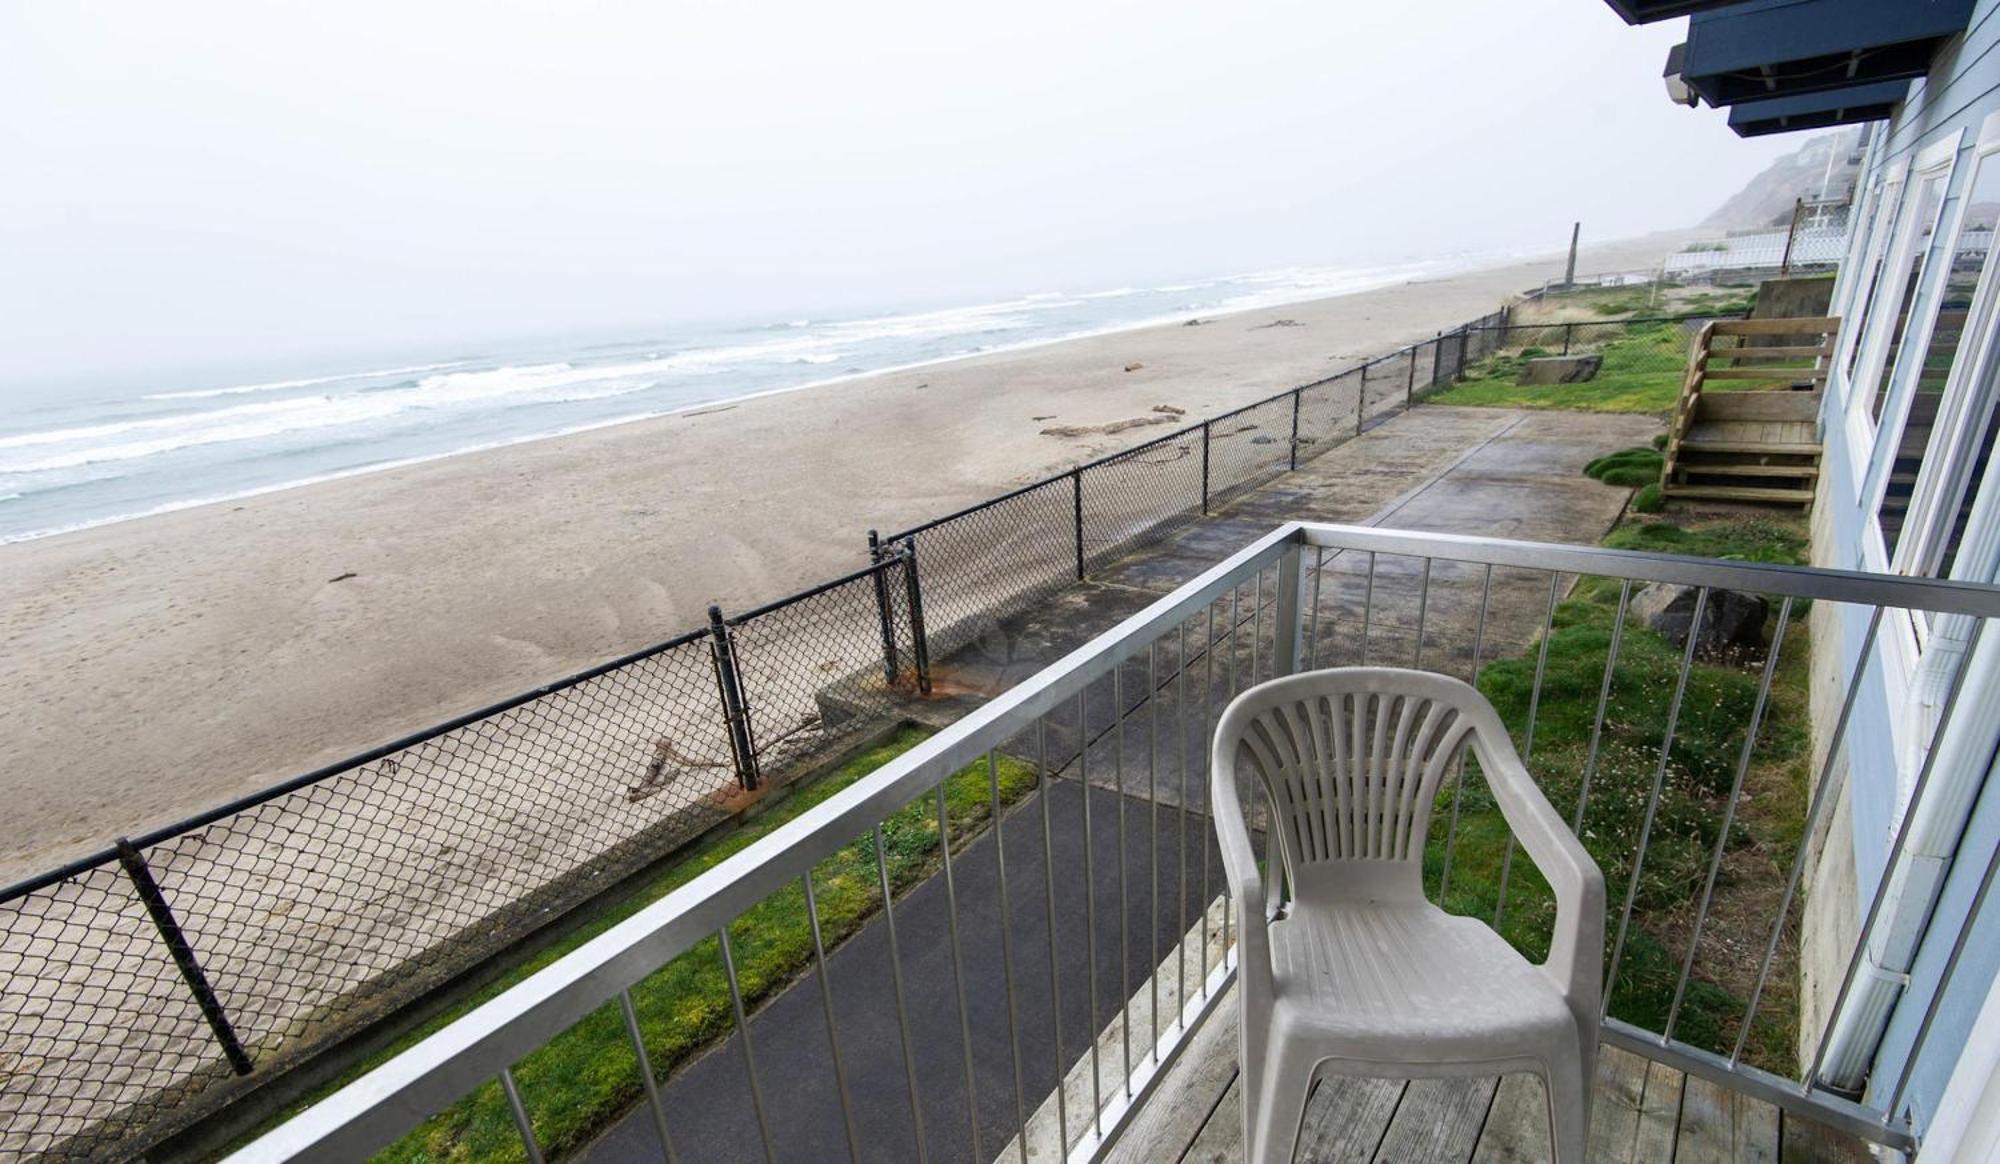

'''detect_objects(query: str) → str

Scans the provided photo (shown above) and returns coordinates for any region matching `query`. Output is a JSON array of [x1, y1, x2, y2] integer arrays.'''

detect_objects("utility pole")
[[1563, 221, 1581, 289]]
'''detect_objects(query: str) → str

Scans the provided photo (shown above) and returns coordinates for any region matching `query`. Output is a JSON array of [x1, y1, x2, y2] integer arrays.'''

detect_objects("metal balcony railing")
[[227, 523, 2000, 1162]]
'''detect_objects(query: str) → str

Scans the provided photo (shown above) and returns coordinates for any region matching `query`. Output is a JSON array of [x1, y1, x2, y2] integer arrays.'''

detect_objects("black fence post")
[[1288, 388, 1302, 471], [866, 530, 899, 686], [899, 541, 931, 696], [1562, 322, 1575, 356], [116, 839, 253, 1076], [1200, 420, 1212, 515], [1355, 363, 1367, 437], [1405, 344, 1418, 408], [707, 605, 759, 791], [1454, 329, 1469, 380], [1431, 330, 1443, 386], [1070, 468, 1086, 580]]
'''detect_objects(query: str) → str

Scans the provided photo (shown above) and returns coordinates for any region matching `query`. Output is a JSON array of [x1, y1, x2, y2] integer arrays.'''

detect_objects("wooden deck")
[[1106, 987, 1875, 1163]]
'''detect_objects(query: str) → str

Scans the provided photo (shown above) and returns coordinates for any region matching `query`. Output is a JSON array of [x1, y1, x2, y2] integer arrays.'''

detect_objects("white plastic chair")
[[1210, 667, 1604, 1163]]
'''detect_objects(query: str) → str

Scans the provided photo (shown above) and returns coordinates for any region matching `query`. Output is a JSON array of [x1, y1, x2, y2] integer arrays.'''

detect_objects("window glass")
[[1880, 167, 1987, 554], [1904, 158, 2000, 580], [1845, 176, 1906, 382], [1866, 173, 1947, 428]]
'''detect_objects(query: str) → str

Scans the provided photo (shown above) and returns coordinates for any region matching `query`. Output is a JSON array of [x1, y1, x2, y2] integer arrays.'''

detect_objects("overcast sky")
[[2, 0, 1793, 384]]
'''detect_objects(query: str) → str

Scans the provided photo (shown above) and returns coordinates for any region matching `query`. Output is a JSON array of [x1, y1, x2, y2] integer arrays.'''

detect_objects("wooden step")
[[1679, 462, 1820, 479], [1694, 392, 1821, 422], [1663, 483, 1815, 504], [1679, 438, 1822, 456]]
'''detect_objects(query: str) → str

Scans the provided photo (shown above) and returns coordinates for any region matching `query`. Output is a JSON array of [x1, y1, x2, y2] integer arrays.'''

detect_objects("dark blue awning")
[[1682, 0, 1973, 107], [1725, 78, 1912, 136], [1599, 0, 1766, 23]]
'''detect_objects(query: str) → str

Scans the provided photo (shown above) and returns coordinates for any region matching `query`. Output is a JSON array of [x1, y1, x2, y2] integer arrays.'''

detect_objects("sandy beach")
[[0, 232, 1686, 883]]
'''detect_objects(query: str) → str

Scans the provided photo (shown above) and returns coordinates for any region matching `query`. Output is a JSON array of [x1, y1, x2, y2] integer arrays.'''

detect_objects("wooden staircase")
[[1660, 316, 1839, 508]]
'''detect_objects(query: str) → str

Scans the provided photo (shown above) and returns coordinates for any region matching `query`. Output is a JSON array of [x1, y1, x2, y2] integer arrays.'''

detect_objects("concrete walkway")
[[580, 404, 1659, 1163]]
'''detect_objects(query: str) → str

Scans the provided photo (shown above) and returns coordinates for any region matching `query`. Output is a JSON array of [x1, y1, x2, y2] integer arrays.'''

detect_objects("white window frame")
[[1830, 161, 1896, 406], [1893, 111, 2000, 595], [1833, 157, 1911, 410], [1860, 130, 1967, 567], [1845, 136, 1958, 485]]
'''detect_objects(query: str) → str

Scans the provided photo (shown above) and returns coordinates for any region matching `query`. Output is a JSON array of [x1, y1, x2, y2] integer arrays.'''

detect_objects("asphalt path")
[[581, 776, 1222, 1163]]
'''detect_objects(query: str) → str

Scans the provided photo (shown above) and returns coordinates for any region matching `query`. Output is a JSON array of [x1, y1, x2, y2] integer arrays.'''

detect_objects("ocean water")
[[0, 254, 1514, 544]]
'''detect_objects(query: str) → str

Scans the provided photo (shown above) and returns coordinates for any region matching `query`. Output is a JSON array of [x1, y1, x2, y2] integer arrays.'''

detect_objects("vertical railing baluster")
[[1436, 563, 1493, 902], [1201, 604, 1218, 981], [873, 826, 930, 1163], [1735, 608, 1885, 1066], [1359, 552, 1378, 666], [1412, 557, 1433, 670], [933, 785, 983, 1162], [989, 752, 1032, 1164], [1177, 622, 1191, 1008], [619, 990, 681, 1164], [499, 1067, 544, 1164], [1114, 665, 1133, 1098], [719, 927, 777, 1164], [1076, 690, 1103, 1136], [1572, 581, 1633, 832], [1037, 720, 1070, 1154], [1665, 598, 1793, 1045], [1493, 571, 1563, 929], [1307, 545, 1326, 668], [1148, 641, 1162, 1056], [1602, 588, 1710, 1018], [801, 875, 862, 1162]]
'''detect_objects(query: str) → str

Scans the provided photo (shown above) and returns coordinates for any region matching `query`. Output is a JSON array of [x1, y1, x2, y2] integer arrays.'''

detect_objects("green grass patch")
[[1585, 447, 1664, 488], [1427, 321, 1693, 413], [1423, 515, 1810, 1073], [266, 728, 1034, 1163]]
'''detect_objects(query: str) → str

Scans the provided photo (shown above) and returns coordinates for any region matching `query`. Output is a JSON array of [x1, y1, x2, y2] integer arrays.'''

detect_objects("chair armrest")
[[1466, 725, 1605, 1016], [1208, 730, 1271, 996]]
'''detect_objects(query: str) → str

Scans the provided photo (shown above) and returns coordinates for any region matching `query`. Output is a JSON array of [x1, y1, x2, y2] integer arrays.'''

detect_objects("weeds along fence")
[[0, 303, 1734, 1161]]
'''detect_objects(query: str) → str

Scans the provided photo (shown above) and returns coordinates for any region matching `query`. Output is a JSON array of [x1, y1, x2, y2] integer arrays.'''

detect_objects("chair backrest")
[[1215, 668, 1487, 902]]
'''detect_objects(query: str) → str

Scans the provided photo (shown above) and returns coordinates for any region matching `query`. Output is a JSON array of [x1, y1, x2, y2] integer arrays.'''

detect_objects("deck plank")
[[1467, 1074, 1552, 1163], [1372, 1077, 1499, 1163], [1104, 998, 1241, 1164], [1633, 1059, 1685, 1162], [1676, 1072, 1781, 1164], [1182, 1076, 1245, 1163], [1779, 1112, 1874, 1163], [1585, 1046, 1649, 1162], [1294, 1074, 1407, 1161]]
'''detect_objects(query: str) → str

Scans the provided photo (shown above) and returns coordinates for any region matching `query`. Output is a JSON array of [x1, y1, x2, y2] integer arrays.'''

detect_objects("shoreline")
[[0, 229, 1689, 881], [1, 244, 1549, 548]]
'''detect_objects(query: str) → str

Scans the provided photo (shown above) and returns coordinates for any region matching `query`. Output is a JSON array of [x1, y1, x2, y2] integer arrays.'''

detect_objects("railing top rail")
[[1295, 523, 2000, 618], [225, 523, 1302, 1163], [226, 521, 2000, 1160]]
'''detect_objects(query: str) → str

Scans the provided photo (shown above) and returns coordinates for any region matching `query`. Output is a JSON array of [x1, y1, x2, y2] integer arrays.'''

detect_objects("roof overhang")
[[1599, 0, 1769, 23], [1724, 78, 1913, 136], [1681, 0, 1973, 108]]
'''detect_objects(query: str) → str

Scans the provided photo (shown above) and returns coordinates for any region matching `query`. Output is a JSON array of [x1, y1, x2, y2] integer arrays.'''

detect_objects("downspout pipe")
[[1817, 618, 2000, 1097]]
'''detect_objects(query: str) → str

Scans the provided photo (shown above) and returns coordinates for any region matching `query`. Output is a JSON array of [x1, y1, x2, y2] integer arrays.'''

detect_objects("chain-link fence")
[[0, 304, 1725, 1160], [0, 554, 923, 1161]]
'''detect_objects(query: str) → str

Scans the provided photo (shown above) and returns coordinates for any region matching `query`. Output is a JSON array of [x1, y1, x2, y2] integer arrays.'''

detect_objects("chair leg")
[[1249, 1040, 1317, 1164], [1542, 1054, 1592, 1164]]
